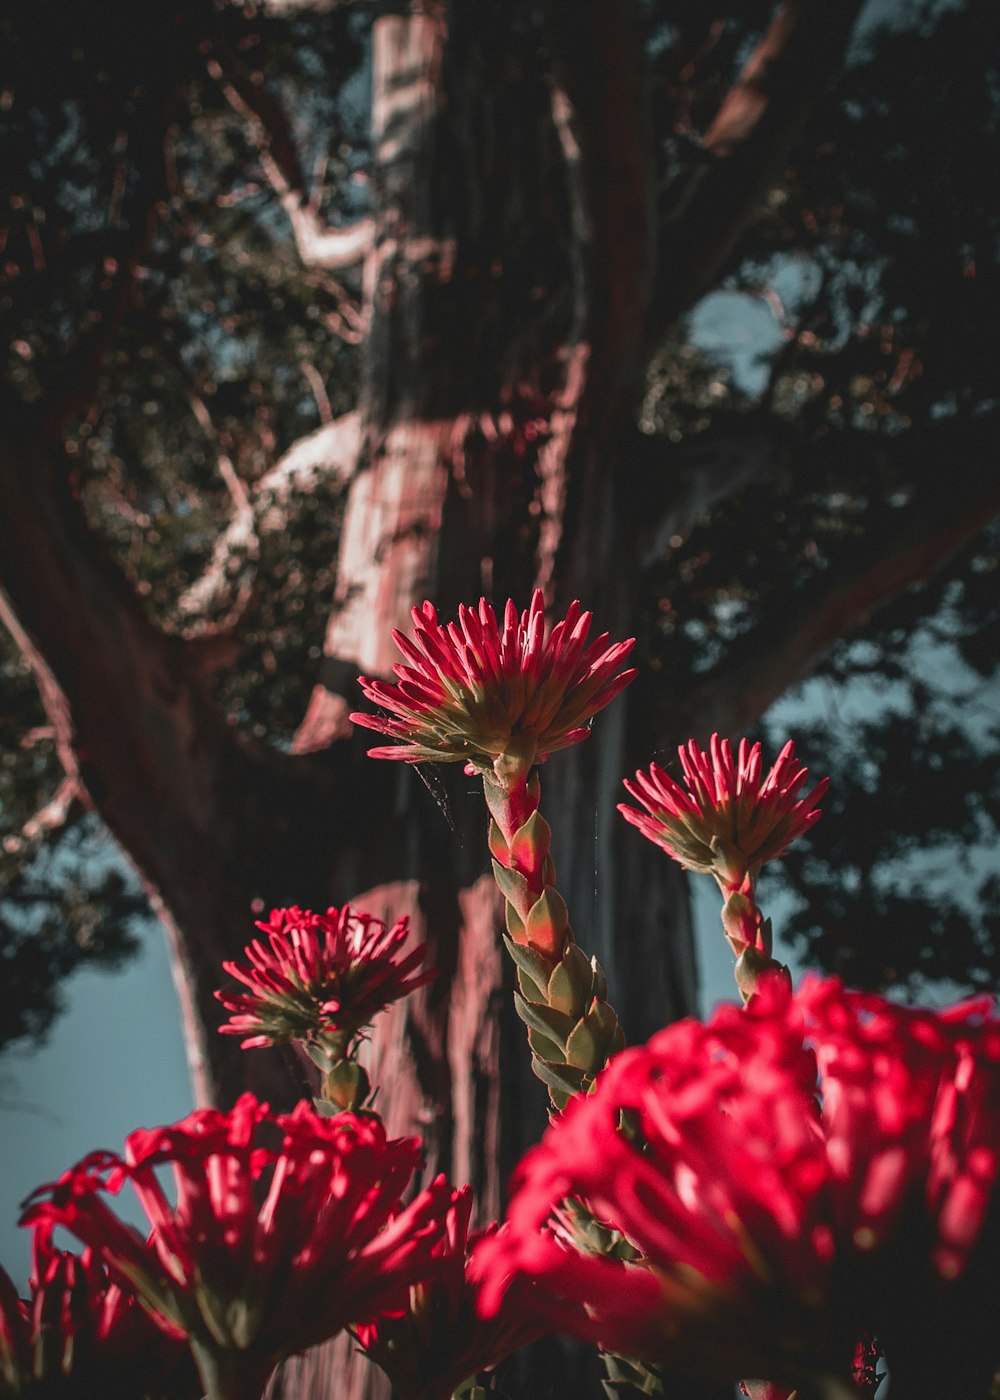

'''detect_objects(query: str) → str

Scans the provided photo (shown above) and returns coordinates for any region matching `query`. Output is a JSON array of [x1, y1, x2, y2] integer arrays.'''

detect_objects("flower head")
[[350, 591, 636, 780], [215, 904, 435, 1054], [21, 1096, 455, 1391], [1, 1229, 196, 1399], [355, 1186, 544, 1400], [474, 979, 1000, 1393], [797, 978, 1000, 1282], [619, 735, 828, 888]]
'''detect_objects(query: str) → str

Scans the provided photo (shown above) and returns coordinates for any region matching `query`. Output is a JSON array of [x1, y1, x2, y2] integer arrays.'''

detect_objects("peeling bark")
[[279, 8, 688, 1396], [179, 411, 362, 624]]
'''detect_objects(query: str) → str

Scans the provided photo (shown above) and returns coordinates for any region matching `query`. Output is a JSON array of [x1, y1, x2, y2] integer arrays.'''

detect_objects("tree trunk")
[[269, 5, 700, 1398]]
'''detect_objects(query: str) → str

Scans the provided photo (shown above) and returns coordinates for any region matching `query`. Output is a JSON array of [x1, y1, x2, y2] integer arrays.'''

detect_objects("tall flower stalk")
[[620, 736, 828, 999], [353, 591, 635, 1109], [353, 590, 656, 1395]]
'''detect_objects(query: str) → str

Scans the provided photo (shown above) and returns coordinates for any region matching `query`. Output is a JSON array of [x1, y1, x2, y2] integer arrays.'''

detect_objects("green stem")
[[189, 1341, 272, 1400], [720, 879, 789, 1001], [452, 1376, 487, 1400], [484, 766, 661, 1397], [482, 767, 624, 1108]]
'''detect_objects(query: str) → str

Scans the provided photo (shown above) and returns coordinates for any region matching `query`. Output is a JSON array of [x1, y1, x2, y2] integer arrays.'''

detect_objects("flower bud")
[[734, 946, 791, 1001], [722, 890, 760, 951]]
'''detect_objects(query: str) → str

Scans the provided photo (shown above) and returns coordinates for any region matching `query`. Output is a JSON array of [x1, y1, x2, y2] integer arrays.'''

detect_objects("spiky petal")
[[619, 735, 828, 888], [355, 1186, 544, 1400], [21, 1097, 455, 1396], [350, 591, 636, 774], [0, 1231, 197, 1399], [215, 904, 435, 1054]]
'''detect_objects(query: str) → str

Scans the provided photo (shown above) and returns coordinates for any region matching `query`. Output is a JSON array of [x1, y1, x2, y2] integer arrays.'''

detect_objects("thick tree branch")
[[0, 414, 350, 1106], [178, 411, 360, 623], [671, 425, 1000, 740], [650, 0, 864, 336], [208, 54, 375, 272]]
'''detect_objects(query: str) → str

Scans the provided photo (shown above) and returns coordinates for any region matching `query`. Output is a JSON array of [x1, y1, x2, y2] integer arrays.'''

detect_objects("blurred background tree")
[[1, 0, 998, 1393]]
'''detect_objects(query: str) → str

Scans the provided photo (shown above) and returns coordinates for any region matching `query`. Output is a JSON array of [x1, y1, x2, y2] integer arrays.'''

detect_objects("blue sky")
[[0, 926, 192, 1284]]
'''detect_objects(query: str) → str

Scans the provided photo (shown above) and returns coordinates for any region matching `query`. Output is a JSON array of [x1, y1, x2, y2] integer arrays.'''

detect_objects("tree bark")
[[276, 5, 699, 1397]]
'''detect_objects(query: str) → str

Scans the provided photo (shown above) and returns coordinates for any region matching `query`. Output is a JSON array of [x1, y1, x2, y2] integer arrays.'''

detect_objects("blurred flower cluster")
[[5, 592, 998, 1400]]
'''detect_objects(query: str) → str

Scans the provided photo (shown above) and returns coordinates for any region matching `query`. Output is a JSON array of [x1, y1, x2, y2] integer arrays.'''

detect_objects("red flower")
[[216, 904, 435, 1053], [0, 1229, 196, 1399], [0, 1260, 29, 1394], [798, 978, 1000, 1282], [350, 591, 636, 776], [355, 1186, 544, 1400], [474, 979, 1000, 1394], [22, 1096, 455, 1397], [619, 735, 828, 888]]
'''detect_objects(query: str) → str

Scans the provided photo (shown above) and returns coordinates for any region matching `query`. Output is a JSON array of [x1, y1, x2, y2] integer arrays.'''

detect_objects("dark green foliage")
[[758, 526, 1000, 996], [0, 0, 363, 1049], [1, 0, 998, 1051]]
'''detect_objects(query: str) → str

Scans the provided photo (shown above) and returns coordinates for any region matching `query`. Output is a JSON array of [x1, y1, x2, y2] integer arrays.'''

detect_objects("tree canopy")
[[1, 0, 998, 1072]]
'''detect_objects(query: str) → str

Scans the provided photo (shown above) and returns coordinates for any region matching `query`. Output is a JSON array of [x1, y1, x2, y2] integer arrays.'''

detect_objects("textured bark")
[[276, 6, 696, 1398], [0, 421, 355, 1109]]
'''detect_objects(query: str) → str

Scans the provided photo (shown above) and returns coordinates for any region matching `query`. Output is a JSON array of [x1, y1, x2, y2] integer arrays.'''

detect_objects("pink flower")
[[474, 979, 1000, 1394], [21, 1096, 455, 1396], [215, 904, 435, 1053], [355, 1186, 544, 1400], [619, 735, 828, 888], [0, 1229, 196, 1399], [350, 591, 636, 775]]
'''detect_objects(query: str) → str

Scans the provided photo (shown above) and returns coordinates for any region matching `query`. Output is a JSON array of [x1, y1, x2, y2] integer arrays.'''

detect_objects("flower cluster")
[[351, 591, 636, 779], [619, 735, 828, 890], [9, 585, 1000, 1400], [1, 1230, 196, 1400], [21, 1096, 455, 1397], [216, 904, 434, 1056], [800, 978, 1000, 1281], [355, 1186, 544, 1400], [473, 978, 1000, 1395]]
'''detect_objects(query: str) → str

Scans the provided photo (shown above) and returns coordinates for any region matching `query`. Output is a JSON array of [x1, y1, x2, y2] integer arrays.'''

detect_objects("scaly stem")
[[483, 764, 663, 1397], [719, 876, 790, 1002], [483, 768, 624, 1109], [485, 770, 566, 964], [301, 1037, 372, 1114]]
